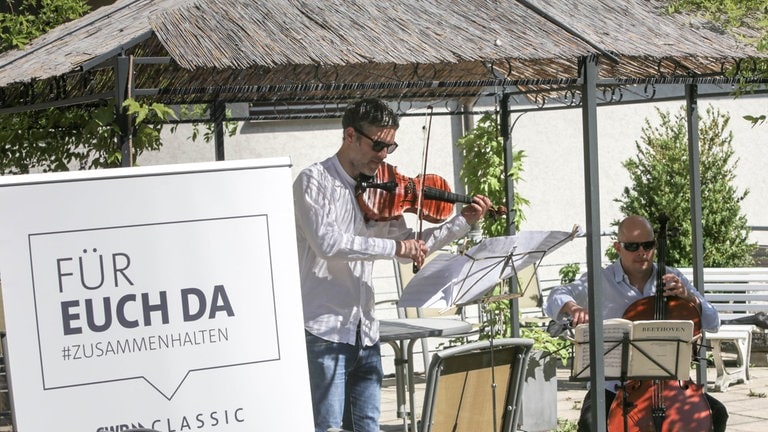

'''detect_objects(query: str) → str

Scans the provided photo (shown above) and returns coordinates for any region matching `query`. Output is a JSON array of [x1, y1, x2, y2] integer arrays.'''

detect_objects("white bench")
[[704, 324, 756, 391], [679, 267, 768, 391]]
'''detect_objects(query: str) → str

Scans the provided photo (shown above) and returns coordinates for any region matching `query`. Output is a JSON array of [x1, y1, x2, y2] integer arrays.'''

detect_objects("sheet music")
[[397, 229, 576, 309], [573, 319, 632, 378], [572, 319, 693, 380], [629, 320, 694, 380]]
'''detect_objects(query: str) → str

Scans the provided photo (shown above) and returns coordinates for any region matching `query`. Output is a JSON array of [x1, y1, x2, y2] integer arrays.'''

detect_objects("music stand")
[[397, 227, 578, 310], [570, 335, 693, 381], [569, 320, 696, 432]]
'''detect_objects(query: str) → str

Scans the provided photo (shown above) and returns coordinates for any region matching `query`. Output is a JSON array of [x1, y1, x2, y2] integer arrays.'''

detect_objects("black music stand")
[[397, 228, 578, 310], [570, 322, 696, 432]]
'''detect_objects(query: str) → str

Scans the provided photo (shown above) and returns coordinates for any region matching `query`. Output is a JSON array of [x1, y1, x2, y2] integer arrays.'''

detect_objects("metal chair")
[[420, 338, 534, 432]]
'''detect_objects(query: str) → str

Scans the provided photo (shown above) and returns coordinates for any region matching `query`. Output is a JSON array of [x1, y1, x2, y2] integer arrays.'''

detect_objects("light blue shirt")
[[293, 155, 470, 346], [545, 259, 719, 331], [544, 259, 721, 390]]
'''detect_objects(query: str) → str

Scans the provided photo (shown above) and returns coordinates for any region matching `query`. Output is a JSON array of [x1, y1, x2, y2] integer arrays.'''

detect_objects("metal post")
[[213, 99, 226, 161], [685, 83, 708, 385], [581, 55, 607, 432], [500, 94, 521, 338], [115, 55, 132, 167]]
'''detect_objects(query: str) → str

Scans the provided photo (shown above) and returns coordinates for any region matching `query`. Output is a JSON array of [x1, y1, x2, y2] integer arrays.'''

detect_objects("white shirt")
[[294, 155, 470, 346]]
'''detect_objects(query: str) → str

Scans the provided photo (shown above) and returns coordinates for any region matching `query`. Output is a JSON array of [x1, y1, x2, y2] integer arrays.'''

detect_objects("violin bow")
[[413, 106, 434, 273]]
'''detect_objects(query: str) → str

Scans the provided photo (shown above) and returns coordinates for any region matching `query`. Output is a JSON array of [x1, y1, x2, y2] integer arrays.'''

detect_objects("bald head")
[[617, 215, 654, 242], [614, 215, 657, 280]]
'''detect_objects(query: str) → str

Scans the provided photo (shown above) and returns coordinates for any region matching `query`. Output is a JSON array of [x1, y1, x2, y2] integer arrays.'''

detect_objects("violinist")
[[293, 98, 492, 432], [544, 215, 728, 432]]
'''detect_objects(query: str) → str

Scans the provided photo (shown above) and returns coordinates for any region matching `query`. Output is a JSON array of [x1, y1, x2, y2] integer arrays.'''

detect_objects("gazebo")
[[0, 1, 765, 429]]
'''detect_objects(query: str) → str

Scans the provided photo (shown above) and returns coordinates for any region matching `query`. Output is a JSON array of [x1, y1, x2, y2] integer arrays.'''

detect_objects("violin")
[[355, 162, 506, 223], [607, 214, 712, 432]]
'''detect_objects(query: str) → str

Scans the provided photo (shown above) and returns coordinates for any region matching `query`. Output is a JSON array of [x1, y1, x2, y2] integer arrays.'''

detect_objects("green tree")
[[455, 113, 529, 237], [0, 0, 230, 173], [456, 112, 531, 341], [1, 0, 89, 51], [0, 101, 177, 173], [0, 0, 134, 173], [667, 0, 768, 127], [608, 106, 756, 267]]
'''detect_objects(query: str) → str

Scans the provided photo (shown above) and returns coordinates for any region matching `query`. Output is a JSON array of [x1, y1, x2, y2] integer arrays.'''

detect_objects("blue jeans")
[[305, 330, 383, 432]]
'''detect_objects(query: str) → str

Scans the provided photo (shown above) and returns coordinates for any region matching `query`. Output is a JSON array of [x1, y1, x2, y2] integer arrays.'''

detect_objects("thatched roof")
[[0, 0, 762, 112], [151, 0, 747, 69]]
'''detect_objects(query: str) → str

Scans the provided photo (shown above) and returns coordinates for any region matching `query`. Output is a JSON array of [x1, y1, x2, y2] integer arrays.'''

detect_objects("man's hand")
[[460, 195, 493, 225], [662, 273, 701, 309], [563, 301, 589, 326], [396, 239, 427, 268]]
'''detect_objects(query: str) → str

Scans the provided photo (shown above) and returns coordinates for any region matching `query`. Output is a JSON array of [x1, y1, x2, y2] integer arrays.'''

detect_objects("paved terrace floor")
[[380, 365, 768, 432]]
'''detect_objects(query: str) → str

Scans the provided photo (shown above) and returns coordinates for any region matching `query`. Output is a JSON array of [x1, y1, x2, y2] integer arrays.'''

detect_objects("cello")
[[607, 213, 713, 432]]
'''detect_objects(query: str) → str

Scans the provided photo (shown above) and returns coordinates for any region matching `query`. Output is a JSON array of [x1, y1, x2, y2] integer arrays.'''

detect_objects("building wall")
[[138, 94, 768, 268], [136, 94, 767, 374]]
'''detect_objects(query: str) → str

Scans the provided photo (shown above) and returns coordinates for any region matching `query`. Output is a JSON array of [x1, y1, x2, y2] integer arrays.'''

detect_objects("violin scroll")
[[485, 205, 508, 221]]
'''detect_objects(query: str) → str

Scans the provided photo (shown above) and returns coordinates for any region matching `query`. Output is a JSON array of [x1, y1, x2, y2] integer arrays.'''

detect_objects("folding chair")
[[420, 338, 534, 432]]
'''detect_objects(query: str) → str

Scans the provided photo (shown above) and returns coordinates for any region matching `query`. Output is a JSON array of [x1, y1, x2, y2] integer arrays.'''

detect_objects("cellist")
[[293, 98, 493, 432], [544, 215, 728, 432]]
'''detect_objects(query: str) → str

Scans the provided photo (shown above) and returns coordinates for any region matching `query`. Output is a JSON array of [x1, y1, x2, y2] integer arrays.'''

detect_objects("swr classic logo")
[[96, 407, 246, 431]]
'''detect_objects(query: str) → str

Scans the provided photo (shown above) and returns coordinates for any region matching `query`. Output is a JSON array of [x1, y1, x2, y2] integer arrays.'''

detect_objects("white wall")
[[138, 94, 767, 275], [511, 94, 768, 278], [140, 110, 459, 180]]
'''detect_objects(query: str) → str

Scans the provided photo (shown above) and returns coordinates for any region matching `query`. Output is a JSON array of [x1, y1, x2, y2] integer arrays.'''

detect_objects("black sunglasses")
[[619, 240, 656, 252], [353, 127, 399, 154]]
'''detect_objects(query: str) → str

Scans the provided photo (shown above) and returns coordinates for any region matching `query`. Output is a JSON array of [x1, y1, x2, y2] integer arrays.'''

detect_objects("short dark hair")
[[341, 98, 399, 130]]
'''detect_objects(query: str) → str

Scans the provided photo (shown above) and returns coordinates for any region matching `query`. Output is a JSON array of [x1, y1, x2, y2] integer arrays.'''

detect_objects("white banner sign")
[[0, 158, 313, 432]]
